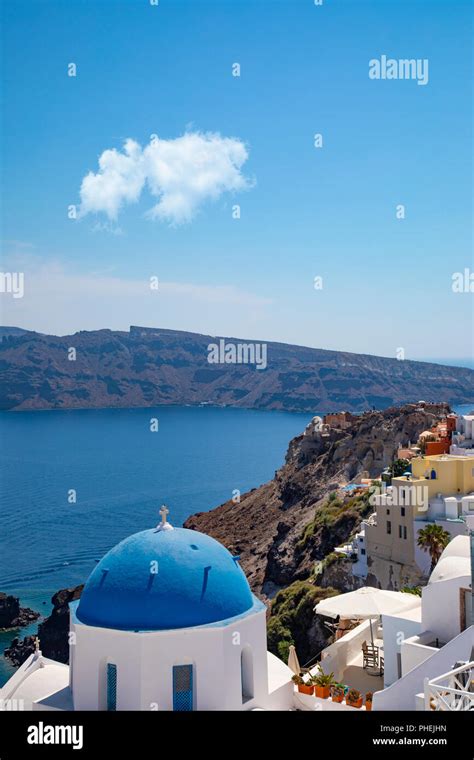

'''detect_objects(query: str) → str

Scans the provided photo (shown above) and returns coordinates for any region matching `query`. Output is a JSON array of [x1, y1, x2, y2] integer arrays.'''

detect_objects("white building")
[[350, 518, 372, 578], [455, 414, 474, 441], [380, 535, 472, 693], [351, 474, 473, 584], [450, 414, 474, 456], [0, 510, 295, 711], [313, 534, 473, 712]]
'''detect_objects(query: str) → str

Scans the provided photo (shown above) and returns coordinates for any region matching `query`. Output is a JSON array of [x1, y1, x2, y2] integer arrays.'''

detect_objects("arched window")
[[241, 646, 254, 703], [430, 469, 437, 480], [173, 664, 193, 711], [106, 663, 117, 711]]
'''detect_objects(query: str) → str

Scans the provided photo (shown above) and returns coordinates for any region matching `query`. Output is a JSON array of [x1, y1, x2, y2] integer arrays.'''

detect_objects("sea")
[[0, 405, 311, 685], [0, 401, 473, 686]]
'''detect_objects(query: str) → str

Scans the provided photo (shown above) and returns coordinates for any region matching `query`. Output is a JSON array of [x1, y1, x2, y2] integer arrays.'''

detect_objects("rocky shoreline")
[[3, 586, 83, 667], [0, 592, 40, 631]]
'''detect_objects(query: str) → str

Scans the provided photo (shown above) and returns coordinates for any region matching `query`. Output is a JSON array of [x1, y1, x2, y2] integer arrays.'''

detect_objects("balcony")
[[316, 619, 384, 694], [424, 661, 473, 711]]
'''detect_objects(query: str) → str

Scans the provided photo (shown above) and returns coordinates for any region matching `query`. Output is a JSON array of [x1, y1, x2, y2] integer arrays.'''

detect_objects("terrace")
[[304, 586, 424, 710], [290, 619, 384, 711], [315, 618, 384, 695]]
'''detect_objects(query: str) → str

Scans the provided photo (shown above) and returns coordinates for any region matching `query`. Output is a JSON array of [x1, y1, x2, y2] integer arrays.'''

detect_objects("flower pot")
[[315, 685, 331, 699], [365, 701, 372, 711], [331, 694, 344, 703], [298, 684, 314, 695], [346, 697, 363, 709]]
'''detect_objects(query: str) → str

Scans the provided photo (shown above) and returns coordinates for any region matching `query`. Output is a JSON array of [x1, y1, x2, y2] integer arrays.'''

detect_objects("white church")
[[0, 508, 295, 711], [2, 507, 472, 712]]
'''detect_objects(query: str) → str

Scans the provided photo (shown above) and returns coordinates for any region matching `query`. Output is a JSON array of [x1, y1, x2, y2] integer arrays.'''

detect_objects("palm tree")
[[417, 524, 451, 574]]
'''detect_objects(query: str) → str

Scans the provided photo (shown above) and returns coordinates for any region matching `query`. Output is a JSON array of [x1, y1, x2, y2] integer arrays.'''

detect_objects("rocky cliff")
[[185, 403, 451, 597], [1, 325, 472, 412]]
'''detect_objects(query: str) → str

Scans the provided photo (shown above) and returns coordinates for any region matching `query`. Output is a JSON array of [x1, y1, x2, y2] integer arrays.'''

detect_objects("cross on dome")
[[155, 504, 174, 532], [33, 636, 42, 659]]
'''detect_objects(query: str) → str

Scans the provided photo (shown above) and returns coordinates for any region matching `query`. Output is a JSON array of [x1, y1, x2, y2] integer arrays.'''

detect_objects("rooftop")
[[0, 653, 72, 710], [428, 535, 471, 584], [76, 511, 257, 631]]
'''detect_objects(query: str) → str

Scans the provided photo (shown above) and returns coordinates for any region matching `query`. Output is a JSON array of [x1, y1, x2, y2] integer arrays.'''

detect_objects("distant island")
[[1, 325, 473, 413]]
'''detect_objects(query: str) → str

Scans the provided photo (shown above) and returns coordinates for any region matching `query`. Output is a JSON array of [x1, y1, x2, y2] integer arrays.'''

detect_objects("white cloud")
[[78, 132, 253, 225]]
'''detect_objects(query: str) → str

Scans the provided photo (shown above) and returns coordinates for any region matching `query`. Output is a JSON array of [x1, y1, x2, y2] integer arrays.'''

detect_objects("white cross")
[[159, 505, 169, 525]]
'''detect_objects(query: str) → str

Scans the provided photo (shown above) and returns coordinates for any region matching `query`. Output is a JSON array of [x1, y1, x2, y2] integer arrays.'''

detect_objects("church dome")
[[76, 522, 254, 631]]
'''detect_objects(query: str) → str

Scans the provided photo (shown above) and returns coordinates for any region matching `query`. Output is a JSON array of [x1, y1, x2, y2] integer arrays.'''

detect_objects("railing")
[[300, 647, 326, 674], [424, 661, 474, 711]]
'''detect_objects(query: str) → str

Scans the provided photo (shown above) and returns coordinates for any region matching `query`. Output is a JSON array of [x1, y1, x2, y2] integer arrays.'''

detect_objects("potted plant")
[[311, 669, 335, 699], [330, 684, 345, 703], [365, 692, 373, 711], [292, 674, 313, 695], [346, 687, 363, 708]]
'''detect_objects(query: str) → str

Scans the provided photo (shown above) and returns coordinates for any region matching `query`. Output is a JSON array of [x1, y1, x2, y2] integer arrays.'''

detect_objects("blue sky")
[[1, 0, 473, 362]]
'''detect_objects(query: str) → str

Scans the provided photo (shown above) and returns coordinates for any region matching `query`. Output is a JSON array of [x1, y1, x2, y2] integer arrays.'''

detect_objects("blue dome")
[[76, 527, 254, 631]]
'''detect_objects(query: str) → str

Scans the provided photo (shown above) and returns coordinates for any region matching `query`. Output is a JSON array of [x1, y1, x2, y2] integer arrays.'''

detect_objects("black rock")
[[3, 585, 84, 668], [0, 592, 40, 630]]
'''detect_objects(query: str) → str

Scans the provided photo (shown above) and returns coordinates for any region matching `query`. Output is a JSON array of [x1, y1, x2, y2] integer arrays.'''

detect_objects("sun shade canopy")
[[314, 587, 421, 620]]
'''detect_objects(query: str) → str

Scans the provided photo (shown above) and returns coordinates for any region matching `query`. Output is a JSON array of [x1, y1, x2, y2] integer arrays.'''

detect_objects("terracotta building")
[[322, 411, 356, 430]]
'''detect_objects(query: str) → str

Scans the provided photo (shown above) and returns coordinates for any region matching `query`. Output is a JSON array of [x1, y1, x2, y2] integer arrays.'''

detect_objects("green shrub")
[[297, 491, 372, 551], [267, 581, 338, 663], [400, 585, 422, 596], [267, 617, 294, 662]]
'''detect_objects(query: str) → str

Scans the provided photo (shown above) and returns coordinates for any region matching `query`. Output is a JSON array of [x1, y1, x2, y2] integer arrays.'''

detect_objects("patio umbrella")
[[287, 645, 301, 676], [314, 587, 421, 646]]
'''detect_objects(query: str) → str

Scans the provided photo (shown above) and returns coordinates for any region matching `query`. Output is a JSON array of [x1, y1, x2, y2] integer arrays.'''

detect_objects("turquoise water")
[[0, 589, 53, 686]]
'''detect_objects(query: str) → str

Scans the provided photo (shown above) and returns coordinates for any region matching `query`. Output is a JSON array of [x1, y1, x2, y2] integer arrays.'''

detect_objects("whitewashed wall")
[[70, 606, 288, 711]]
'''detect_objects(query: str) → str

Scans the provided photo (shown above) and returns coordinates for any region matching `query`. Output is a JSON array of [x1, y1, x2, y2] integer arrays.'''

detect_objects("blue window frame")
[[107, 663, 117, 711], [173, 665, 193, 711]]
